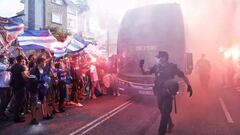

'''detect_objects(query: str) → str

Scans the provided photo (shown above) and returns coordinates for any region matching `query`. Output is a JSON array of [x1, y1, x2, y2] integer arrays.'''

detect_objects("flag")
[[51, 40, 68, 58], [53, 46, 67, 58], [0, 17, 24, 47], [53, 35, 87, 58], [53, 34, 89, 58], [18, 30, 57, 50], [65, 34, 88, 53]]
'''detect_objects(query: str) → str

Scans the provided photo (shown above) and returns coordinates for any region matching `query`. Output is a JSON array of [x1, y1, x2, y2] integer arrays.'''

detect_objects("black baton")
[[173, 95, 177, 114]]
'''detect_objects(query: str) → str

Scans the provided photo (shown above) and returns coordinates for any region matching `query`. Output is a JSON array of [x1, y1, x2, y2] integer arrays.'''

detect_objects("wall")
[[45, 0, 67, 31], [34, 0, 44, 29], [67, 4, 77, 33], [23, 0, 29, 29], [28, 0, 35, 29]]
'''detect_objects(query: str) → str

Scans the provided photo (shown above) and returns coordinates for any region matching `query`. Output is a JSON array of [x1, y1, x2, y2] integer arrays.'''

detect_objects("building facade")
[[66, 1, 78, 33], [45, 0, 68, 31], [21, 0, 85, 33]]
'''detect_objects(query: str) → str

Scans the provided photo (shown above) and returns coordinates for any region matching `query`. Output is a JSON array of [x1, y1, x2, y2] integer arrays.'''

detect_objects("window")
[[52, 12, 62, 24], [67, 7, 76, 15], [51, 0, 63, 5]]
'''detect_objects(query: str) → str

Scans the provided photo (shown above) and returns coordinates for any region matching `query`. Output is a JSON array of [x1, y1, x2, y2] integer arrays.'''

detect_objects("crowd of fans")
[[0, 48, 120, 125]]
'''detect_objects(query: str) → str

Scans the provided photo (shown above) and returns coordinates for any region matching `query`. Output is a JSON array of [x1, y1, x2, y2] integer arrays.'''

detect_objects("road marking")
[[69, 100, 133, 135], [118, 87, 125, 91], [80, 102, 133, 135], [218, 97, 234, 123]]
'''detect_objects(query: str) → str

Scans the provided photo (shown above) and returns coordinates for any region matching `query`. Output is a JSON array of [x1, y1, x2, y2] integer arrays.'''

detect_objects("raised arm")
[[139, 59, 153, 75], [16, 47, 29, 62]]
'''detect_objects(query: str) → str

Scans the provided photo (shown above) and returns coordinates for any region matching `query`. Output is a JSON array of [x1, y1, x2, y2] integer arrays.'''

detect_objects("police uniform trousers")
[[156, 91, 173, 135]]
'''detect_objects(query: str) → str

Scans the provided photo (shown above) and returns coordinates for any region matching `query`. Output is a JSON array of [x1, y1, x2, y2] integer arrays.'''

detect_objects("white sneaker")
[[69, 101, 76, 105], [76, 103, 83, 107]]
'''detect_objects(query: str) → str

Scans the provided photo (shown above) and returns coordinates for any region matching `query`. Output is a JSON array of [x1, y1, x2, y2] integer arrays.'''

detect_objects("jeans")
[[13, 87, 26, 119], [58, 82, 66, 109], [0, 87, 11, 116]]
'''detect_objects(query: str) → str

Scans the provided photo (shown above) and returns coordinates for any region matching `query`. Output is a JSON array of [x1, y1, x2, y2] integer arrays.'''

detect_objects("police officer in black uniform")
[[139, 51, 193, 135]]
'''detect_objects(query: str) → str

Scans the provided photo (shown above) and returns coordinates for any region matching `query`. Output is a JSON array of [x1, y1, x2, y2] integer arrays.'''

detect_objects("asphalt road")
[[1, 84, 240, 135]]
